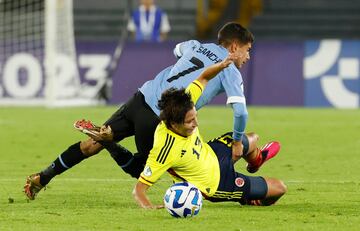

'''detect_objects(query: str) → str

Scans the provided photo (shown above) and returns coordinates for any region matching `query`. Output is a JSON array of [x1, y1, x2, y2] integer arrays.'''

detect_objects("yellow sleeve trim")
[[186, 80, 204, 104], [138, 176, 154, 186], [192, 80, 204, 92]]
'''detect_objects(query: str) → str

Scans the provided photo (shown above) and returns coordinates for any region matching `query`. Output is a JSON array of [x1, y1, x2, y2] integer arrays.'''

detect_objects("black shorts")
[[206, 133, 268, 203], [104, 91, 160, 158]]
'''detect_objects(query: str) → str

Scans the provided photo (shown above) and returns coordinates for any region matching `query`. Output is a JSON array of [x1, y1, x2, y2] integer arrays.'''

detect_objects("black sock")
[[99, 141, 145, 178], [39, 142, 88, 186], [121, 154, 146, 178], [99, 141, 133, 166]]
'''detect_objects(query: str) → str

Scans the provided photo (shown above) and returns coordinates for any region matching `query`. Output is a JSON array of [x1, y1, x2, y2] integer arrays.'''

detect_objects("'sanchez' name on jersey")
[[196, 46, 222, 64]]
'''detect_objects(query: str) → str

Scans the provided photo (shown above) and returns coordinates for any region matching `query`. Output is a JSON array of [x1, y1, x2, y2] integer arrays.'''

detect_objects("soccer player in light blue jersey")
[[140, 25, 251, 161], [25, 22, 263, 200]]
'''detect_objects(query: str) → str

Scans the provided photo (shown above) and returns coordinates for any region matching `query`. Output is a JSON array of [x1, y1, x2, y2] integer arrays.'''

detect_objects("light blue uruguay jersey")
[[139, 40, 246, 116]]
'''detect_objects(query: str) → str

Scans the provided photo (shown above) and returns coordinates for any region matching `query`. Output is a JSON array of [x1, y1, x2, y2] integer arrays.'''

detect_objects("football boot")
[[246, 141, 280, 173], [24, 173, 44, 200], [74, 119, 112, 141]]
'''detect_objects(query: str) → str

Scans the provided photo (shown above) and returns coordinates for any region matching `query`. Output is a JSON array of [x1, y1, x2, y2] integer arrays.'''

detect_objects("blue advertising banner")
[[304, 40, 360, 108]]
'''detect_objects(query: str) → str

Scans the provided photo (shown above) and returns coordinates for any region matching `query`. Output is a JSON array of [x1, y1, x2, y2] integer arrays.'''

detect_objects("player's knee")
[[247, 132, 259, 143], [245, 132, 259, 153], [274, 179, 287, 196], [80, 139, 103, 156], [265, 178, 287, 198]]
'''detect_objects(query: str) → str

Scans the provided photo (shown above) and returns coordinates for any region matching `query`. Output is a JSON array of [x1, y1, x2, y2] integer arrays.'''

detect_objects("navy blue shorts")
[[207, 133, 268, 203], [104, 91, 160, 157]]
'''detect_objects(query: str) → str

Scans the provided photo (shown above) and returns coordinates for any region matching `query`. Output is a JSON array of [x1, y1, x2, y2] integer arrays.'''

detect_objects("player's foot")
[[74, 119, 100, 136], [24, 173, 44, 200], [246, 141, 280, 173], [74, 119, 113, 141]]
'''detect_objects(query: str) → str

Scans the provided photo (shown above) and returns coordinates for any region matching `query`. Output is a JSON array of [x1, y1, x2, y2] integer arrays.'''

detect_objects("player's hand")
[[221, 53, 239, 68], [99, 125, 113, 141], [232, 140, 244, 162], [143, 204, 164, 209], [153, 204, 164, 209], [89, 125, 114, 142]]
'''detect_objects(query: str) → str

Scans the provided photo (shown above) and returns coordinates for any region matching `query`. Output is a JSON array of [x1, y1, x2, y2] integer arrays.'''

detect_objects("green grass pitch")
[[0, 106, 359, 230]]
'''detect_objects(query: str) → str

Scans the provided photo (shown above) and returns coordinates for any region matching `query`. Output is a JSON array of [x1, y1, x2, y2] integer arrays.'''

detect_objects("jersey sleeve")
[[221, 65, 248, 141], [221, 65, 246, 104], [139, 125, 176, 186], [185, 80, 204, 105], [173, 40, 200, 59], [231, 103, 248, 141]]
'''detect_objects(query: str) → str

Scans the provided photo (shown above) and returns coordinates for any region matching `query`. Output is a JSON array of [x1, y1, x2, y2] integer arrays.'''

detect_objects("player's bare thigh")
[[80, 138, 104, 156]]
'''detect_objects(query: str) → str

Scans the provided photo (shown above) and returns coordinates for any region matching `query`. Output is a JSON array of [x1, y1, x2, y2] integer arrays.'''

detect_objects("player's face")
[[171, 107, 198, 137], [233, 42, 252, 68]]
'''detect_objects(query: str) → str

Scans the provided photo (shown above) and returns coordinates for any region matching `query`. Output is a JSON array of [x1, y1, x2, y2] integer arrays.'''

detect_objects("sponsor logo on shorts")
[[143, 165, 152, 177], [235, 177, 245, 187]]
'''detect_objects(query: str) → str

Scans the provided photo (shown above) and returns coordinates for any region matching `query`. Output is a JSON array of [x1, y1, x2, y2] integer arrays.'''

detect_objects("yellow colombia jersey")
[[139, 80, 221, 197]]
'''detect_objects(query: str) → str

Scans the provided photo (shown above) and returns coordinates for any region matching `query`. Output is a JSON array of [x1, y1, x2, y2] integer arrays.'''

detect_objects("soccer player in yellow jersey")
[[133, 54, 287, 209]]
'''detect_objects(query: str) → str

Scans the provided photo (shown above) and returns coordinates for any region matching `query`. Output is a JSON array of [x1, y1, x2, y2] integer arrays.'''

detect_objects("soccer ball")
[[163, 182, 202, 218]]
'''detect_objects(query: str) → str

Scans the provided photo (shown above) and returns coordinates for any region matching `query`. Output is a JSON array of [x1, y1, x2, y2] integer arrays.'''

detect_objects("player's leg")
[[24, 139, 103, 200], [206, 139, 244, 203], [97, 100, 136, 171], [24, 95, 141, 200], [72, 108, 137, 178], [243, 175, 287, 206], [24, 92, 152, 200], [207, 170, 286, 205], [207, 135, 286, 206], [209, 132, 280, 172], [241, 132, 259, 162], [208, 132, 257, 161], [124, 114, 160, 178], [74, 92, 151, 177], [263, 178, 288, 204], [205, 140, 258, 204], [242, 133, 281, 173], [41, 139, 103, 184], [99, 91, 159, 178], [120, 93, 160, 178]]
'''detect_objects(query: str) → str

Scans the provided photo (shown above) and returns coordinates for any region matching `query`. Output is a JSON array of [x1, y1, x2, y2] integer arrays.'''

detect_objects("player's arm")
[[133, 159, 166, 209], [133, 125, 172, 209], [196, 53, 237, 88], [222, 68, 249, 162], [231, 102, 248, 162], [186, 53, 238, 104], [133, 181, 164, 209]]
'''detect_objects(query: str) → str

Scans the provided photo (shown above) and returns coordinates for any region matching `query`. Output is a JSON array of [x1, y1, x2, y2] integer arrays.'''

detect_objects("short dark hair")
[[218, 22, 254, 47], [158, 88, 194, 128]]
